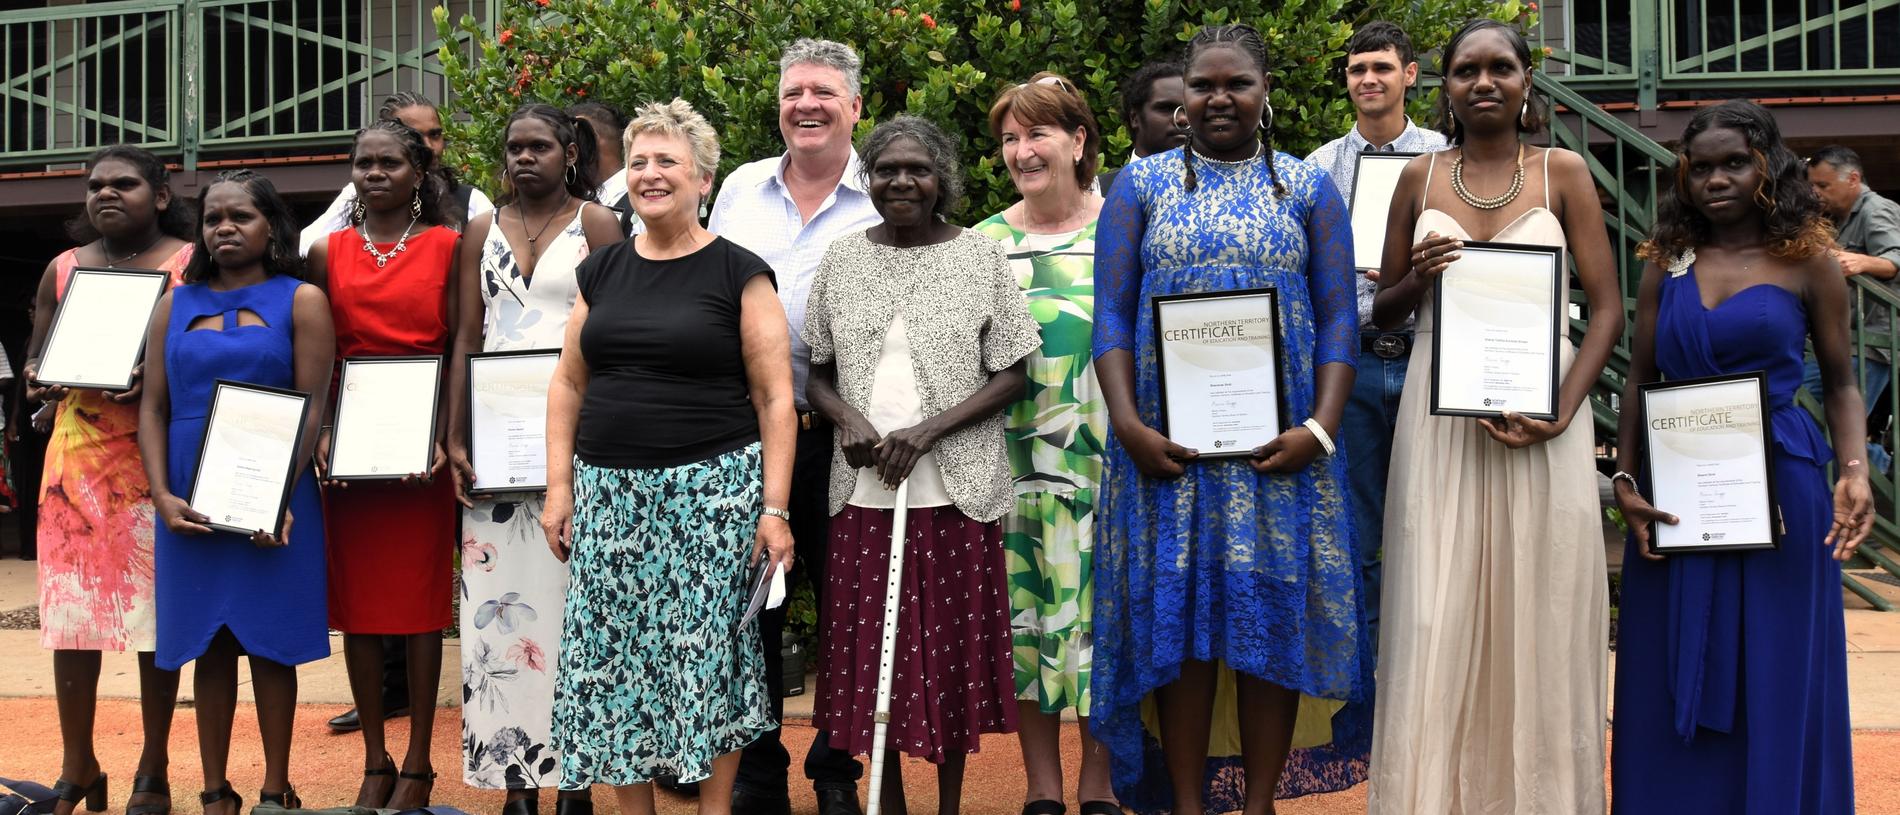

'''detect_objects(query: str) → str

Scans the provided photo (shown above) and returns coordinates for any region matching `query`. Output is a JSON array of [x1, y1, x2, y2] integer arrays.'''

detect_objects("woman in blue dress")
[[1090, 24, 1370, 815], [1610, 100, 1867, 813], [137, 170, 336, 815]]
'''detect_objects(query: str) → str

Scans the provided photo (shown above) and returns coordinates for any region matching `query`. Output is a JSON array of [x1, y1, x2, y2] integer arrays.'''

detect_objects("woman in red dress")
[[308, 119, 460, 811]]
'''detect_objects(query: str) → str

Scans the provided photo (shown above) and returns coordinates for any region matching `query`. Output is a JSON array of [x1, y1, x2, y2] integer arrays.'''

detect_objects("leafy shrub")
[[435, 0, 1533, 217]]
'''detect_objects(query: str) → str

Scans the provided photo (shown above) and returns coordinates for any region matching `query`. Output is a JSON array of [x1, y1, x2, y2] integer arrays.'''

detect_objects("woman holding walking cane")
[[803, 116, 1040, 815]]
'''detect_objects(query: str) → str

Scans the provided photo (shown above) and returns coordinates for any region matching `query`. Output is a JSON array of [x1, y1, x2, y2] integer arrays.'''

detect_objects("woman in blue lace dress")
[[1611, 100, 1865, 814], [1090, 24, 1371, 815]]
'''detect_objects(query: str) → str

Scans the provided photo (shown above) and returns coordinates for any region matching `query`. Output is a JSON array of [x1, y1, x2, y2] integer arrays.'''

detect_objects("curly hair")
[[184, 170, 305, 284], [348, 118, 448, 227], [988, 72, 1102, 189], [1437, 19, 1546, 145], [1118, 59, 1183, 127], [1637, 99, 1835, 263], [1181, 24, 1286, 197], [859, 115, 965, 218], [65, 145, 196, 244], [624, 98, 722, 183], [502, 103, 601, 203]]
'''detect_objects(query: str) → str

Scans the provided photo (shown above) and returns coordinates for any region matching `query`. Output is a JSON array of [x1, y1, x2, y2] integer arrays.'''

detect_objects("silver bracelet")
[[1301, 418, 1337, 456], [1611, 470, 1639, 491], [761, 506, 791, 523]]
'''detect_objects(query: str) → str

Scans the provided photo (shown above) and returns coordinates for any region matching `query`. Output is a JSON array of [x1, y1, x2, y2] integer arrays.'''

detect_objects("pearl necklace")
[[1190, 142, 1265, 166], [358, 214, 421, 268], [1450, 144, 1525, 210]]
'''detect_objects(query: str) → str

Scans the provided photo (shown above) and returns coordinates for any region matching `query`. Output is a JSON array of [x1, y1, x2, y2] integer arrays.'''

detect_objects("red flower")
[[1543, 45, 1554, 55], [891, 7, 906, 15], [920, 12, 936, 27], [1010, 0, 1021, 9], [577, 88, 587, 98], [498, 28, 514, 46], [1527, 1, 1539, 9], [535, 0, 549, 6]]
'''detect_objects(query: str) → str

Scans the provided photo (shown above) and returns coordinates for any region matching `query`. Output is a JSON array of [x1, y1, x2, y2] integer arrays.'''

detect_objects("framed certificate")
[[1349, 151, 1419, 271], [1640, 372, 1779, 553], [1152, 288, 1286, 457], [35, 267, 170, 390], [327, 355, 443, 481], [467, 349, 559, 495], [189, 380, 310, 538], [1429, 241, 1565, 421]]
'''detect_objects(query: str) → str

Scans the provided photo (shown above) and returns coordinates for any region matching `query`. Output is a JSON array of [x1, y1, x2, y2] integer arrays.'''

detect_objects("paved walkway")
[[4, 559, 1899, 813]]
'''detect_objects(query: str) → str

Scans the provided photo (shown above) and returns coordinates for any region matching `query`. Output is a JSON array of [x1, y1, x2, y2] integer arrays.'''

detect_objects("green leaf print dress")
[[975, 213, 1106, 716]]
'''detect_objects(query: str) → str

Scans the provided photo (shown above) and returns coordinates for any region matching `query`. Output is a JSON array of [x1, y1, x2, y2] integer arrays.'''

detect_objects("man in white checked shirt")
[[707, 37, 881, 815], [1304, 20, 1446, 652]]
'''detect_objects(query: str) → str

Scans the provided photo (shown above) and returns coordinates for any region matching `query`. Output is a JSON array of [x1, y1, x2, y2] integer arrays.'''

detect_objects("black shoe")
[[256, 787, 301, 811], [552, 797, 593, 815], [52, 773, 108, 813], [198, 784, 241, 815], [654, 775, 698, 796], [126, 775, 170, 815], [1078, 803, 1123, 815], [1021, 802, 1065, 815], [729, 786, 791, 815], [500, 794, 539, 815], [326, 705, 412, 733], [816, 787, 863, 815]]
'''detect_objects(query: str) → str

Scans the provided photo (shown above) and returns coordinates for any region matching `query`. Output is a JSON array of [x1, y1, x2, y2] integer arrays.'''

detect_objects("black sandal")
[[257, 787, 302, 810], [392, 768, 437, 809], [1078, 803, 1123, 815], [125, 775, 170, 815], [1021, 801, 1066, 815], [360, 753, 396, 808], [52, 774, 108, 814], [500, 790, 539, 815], [199, 783, 242, 815]]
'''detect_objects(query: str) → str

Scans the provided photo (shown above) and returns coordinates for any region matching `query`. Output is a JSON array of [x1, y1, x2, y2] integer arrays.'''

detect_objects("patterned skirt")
[[816, 505, 1017, 763], [461, 494, 569, 789], [1006, 488, 1097, 716], [550, 445, 774, 787]]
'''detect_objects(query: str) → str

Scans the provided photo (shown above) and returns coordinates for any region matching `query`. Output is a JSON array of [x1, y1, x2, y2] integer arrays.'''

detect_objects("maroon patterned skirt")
[[816, 504, 1018, 763]]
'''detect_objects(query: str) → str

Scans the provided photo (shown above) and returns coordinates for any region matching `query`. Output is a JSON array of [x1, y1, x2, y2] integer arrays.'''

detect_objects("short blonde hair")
[[622, 98, 721, 180]]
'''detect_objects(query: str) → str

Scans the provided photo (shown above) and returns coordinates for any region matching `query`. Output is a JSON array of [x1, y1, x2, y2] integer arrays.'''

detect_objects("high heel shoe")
[[199, 783, 241, 815], [389, 767, 436, 810], [52, 772, 108, 813], [500, 791, 539, 815], [125, 775, 169, 815], [256, 786, 301, 811], [552, 796, 593, 815], [358, 753, 396, 809]]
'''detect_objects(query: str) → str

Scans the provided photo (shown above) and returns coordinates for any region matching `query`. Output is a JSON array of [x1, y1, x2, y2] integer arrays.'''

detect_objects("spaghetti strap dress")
[[321, 225, 459, 634], [37, 244, 190, 652], [154, 274, 328, 669], [1610, 258, 1853, 814]]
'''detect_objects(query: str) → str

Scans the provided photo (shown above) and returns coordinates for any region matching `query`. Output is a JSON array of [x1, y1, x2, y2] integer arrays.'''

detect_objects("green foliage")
[[435, 0, 1532, 219]]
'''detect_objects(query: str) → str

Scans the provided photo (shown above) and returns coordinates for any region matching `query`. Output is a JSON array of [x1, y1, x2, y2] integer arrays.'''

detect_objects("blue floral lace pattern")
[[1089, 150, 1372, 812]]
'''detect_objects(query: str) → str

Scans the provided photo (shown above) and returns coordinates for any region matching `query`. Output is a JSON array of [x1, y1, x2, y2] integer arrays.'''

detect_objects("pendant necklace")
[[519, 192, 571, 262], [102, 234, 163, 268], [359, 213, 422, 268]]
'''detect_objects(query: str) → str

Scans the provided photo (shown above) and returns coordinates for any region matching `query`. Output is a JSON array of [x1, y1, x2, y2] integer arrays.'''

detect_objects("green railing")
[[1539, 72, 1900, 606], [1537, 0, 1900, 106], [1, 0, 496, 170]]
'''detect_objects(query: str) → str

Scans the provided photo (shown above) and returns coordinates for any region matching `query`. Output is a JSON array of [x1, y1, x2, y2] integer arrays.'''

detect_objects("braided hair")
[[184, 169, 305, 284], [503, 103, 602, 203], [1181, 24, 1286, 198], [349, 118, 449, 227]]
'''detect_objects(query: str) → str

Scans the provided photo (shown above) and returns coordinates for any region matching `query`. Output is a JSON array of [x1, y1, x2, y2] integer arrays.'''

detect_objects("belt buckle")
[[1372, 334, 1408, 359], [799, 412, 815, 430]]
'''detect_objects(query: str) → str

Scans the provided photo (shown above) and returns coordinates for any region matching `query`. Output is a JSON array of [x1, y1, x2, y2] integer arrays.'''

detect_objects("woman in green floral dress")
[[975, 73, 1117, 815]]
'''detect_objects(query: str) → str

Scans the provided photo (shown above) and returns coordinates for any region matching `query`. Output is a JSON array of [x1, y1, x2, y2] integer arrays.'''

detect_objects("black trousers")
[[735, 418, 862, 794]]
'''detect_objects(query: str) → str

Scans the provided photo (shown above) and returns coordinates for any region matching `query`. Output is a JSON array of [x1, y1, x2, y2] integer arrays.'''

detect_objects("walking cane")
[[864, 479, 910, 815]]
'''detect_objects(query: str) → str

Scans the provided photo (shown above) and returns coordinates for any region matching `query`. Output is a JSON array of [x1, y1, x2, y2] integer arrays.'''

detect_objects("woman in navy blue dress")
[[137, 170, 336, 815], [1611, 99, 1867, 813]]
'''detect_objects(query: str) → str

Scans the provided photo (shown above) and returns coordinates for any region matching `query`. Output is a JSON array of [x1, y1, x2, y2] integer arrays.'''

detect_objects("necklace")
[[1450, 144, 1525, 210], [517, 193, 571, 261], [358, 214, 422, 268], [101, 233, 163, 268], [1190, 142, 1265, 166]]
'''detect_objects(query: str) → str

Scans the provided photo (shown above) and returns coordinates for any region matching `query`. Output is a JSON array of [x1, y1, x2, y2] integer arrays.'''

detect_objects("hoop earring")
[[565, 163, 578, 186], [1261, 99, 1274, 134], [1519, 100, 1531, 129], [351, 198, 366, 224], [1172, 105, 1190, 133], [411, 191, 422, 219]]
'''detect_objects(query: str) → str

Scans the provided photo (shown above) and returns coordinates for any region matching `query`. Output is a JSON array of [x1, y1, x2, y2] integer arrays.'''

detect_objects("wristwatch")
[[761, 506, 791, 523]]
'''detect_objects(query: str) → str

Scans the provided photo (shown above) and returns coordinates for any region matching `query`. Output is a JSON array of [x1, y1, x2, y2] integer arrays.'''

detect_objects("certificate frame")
[[1639, 371, 1781, 554], [466, 348, 560, 496], [1151, 287, 1287, 459], [1348, 151, 1421, 272], [34, 266, 171, 391], [188, 379, 311, 539], [1428, 240, 1565, 421], [326, 355, 444, 482]]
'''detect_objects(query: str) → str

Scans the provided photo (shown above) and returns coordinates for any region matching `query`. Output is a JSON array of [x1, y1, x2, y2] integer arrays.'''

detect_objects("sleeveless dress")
[[973, 213, 1106, 717], [38, 245, 190, 652], [462, 207, 591, 790], [153, 275, 328, 670], [1610, 261, 1853, 813], [1090, 150, 1371, 813], [1369, 153, 1609, 814], [322, 225, 458, 634]]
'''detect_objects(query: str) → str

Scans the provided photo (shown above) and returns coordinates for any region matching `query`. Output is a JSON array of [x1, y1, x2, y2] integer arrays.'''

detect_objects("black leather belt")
[[1362, 332, 1412, 359], [798, 411, 829, 430]]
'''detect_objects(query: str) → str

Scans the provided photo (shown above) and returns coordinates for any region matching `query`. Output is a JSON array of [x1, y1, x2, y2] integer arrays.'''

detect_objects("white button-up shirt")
[[709, 151, 881, 409], [1306, 119, 1447, 331]]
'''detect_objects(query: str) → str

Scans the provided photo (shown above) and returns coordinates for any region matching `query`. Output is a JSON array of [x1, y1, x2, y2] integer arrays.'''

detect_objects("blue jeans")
[[1801, 353, 1893, 474], [1341, 340, 1412, 646]]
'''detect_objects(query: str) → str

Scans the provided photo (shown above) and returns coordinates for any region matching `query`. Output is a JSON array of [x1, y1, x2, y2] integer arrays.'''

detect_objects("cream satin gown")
[[1368, 150, 1610, 815]]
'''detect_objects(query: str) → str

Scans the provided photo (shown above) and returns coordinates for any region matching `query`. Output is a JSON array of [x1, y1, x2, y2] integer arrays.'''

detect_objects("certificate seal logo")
[[1703, 532, 1712, 541], [1484, 397, 1493, 406]]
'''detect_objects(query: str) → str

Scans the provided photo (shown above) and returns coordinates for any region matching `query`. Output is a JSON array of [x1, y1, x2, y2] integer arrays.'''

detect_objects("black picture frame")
[[466, 348, 560, 496], [1428, 240, 1565, 421], [34, 267, 171, 391], [1151, 286, 1288, 459], [1348, 150, 1422, 272], [1638, 370, 1781, 554], [188, 379, 312, 540], [326, 355, 444, 482]]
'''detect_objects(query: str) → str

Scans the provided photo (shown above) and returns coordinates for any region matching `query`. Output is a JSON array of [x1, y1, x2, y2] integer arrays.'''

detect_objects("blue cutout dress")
[[1090, 150, 1371, 813], [1611, 262, 1854, 813], [153, 274, 328, 670]]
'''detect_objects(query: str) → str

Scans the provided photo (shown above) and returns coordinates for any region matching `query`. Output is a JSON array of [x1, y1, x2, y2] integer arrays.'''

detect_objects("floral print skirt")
[[551, 445, 775, 787], [461, 494, 567, 789]]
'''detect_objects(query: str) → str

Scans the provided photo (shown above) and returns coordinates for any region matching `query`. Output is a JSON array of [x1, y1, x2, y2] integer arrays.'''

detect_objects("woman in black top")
[[542, 98, 796, 814]]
